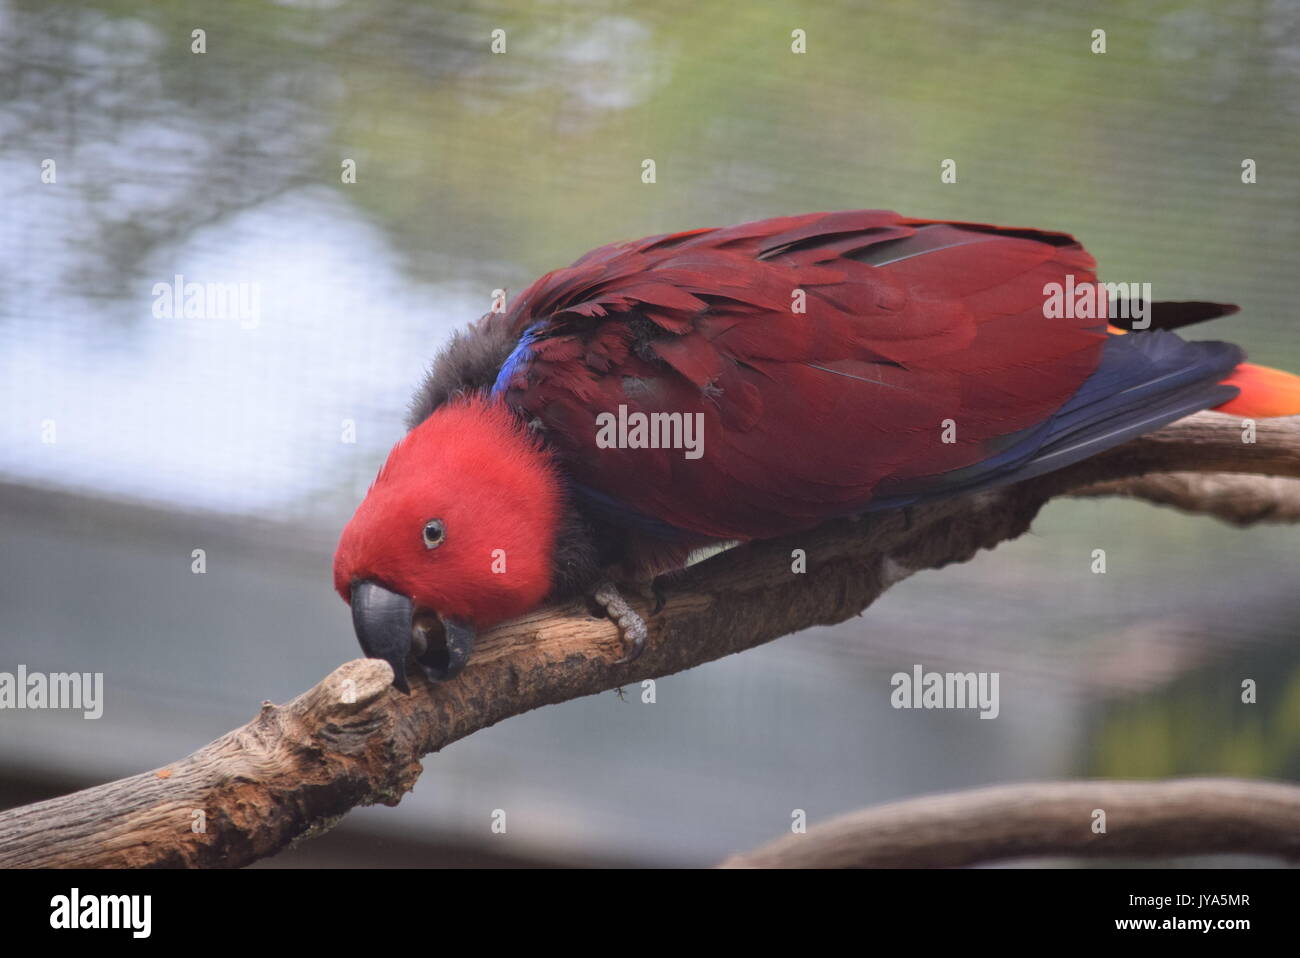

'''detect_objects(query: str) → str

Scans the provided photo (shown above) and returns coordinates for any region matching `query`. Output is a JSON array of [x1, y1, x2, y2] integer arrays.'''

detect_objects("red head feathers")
[[333, 397, 561, 688]]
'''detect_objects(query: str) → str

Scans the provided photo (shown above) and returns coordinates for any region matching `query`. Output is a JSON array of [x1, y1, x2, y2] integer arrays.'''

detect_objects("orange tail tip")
[[1215, 362, 1300, 418]]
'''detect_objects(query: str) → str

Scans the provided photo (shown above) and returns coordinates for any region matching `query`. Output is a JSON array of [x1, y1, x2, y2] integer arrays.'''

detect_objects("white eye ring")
[[422, 518, 446, 549]]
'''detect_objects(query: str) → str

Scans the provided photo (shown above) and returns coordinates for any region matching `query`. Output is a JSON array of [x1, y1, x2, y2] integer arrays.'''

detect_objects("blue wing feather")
[[864, 332, 1242, 510]]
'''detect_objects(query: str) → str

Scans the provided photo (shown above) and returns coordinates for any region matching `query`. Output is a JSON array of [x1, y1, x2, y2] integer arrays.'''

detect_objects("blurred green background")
[[0, 0, 1297, 866]]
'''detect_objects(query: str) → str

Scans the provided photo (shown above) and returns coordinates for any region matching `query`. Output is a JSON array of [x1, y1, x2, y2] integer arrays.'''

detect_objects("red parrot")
[[333, 211, 1300, 690]]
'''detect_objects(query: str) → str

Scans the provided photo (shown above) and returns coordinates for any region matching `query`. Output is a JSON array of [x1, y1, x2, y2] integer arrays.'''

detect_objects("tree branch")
[[719, 778, 1300, 868], [1069, 473, 1300, 525], [1, 412, 1296, 868]]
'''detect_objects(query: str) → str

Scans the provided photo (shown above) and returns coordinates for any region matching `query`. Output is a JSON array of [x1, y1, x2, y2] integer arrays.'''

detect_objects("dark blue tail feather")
[[866, 332, 1243, 511]]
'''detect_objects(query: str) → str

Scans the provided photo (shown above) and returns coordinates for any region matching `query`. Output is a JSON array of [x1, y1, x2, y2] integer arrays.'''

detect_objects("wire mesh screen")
[[1, 0, 1298, 866]]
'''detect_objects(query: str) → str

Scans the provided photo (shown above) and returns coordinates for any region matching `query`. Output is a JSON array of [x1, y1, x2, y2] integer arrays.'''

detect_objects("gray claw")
[[592, 581, 647, 664]]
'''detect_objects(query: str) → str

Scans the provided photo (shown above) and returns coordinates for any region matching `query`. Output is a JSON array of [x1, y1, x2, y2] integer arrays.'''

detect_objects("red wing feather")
[[498, 211, 1107, 539]]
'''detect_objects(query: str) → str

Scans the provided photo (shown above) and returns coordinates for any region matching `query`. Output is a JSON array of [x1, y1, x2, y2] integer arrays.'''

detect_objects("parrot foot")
[[592, 581, 647, 664]]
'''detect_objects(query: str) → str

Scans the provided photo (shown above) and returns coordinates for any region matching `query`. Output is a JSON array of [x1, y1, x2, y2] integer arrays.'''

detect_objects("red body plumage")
[[334, 211, 1300, 681], [495, 211, 1105, 538]]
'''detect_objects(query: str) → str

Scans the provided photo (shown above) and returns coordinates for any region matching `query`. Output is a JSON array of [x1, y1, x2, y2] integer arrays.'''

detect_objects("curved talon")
[[593, 582, 648, 664], [614, 614, 647, 664]]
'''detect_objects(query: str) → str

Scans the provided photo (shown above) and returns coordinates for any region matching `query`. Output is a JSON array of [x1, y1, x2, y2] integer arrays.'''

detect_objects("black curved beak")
[[351, 580, 415, 693], [349, 580, 477, 692]]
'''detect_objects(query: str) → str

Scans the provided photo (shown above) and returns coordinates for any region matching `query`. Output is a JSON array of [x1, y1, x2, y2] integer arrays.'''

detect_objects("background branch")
[[1069, 473, 1300, 525], [1, 412, 1296, 868], [719, 778, 1300, 868]]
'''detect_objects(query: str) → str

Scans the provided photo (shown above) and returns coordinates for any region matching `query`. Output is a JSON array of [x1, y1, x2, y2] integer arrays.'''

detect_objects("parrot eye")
[[422, 519, 446, 549]]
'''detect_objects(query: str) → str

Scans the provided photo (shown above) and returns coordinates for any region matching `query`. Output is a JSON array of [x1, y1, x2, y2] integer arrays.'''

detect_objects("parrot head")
[[333, 397, 562, 691]]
